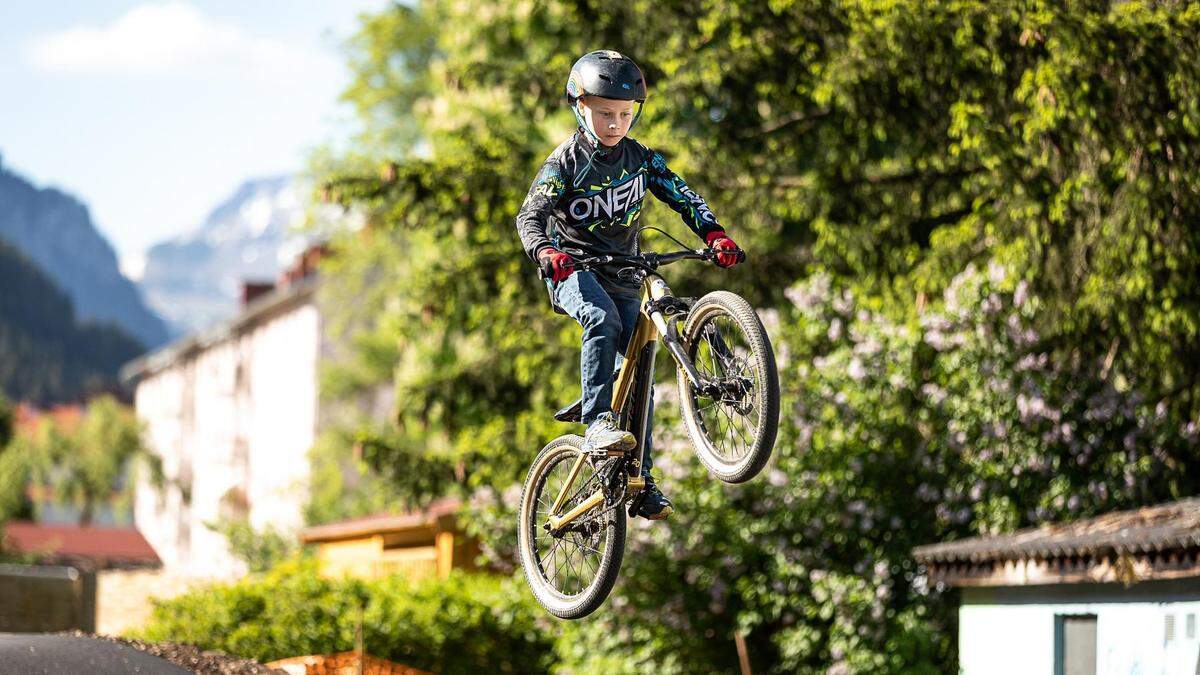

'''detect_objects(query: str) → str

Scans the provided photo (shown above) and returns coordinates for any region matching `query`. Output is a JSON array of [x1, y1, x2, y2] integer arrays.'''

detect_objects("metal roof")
[[913, 497, 1200, 565]]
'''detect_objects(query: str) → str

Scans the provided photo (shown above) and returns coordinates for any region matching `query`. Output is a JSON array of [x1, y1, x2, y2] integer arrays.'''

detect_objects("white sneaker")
[[583, 412, 636, 453]]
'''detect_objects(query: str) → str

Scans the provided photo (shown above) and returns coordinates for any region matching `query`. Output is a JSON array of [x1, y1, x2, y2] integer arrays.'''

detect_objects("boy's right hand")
[[538, 247, 576, 283]]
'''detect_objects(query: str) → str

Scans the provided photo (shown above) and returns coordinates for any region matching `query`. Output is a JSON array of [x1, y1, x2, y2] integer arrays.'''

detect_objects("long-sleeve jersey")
[[515, 131, 723, 295]]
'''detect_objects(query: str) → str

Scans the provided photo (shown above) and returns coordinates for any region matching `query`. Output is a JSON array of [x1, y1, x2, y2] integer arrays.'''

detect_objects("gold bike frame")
[[546, 273, 700, 533]]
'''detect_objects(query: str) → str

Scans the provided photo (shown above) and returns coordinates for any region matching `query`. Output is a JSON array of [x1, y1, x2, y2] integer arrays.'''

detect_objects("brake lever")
[[616, 267, 643, 282], [704, 248, 748, 263]]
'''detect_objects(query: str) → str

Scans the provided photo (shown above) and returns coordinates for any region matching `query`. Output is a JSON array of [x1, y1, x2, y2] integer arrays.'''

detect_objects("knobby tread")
[[677, 291, 780, 484], [518, 434, 626, 619]]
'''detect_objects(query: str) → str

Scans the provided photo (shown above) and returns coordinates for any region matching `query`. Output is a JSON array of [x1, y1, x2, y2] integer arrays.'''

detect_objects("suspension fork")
[[642, 276, 710, 390]]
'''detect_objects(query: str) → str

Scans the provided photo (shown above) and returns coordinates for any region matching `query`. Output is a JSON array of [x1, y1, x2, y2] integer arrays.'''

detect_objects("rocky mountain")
[[0, 154, 169, 348], [138, 175, 319, 336], [0, 236, 144, 404]]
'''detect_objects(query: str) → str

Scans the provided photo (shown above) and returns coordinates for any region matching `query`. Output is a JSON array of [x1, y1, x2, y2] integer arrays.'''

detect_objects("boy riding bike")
[[515, 50, 743, 521]]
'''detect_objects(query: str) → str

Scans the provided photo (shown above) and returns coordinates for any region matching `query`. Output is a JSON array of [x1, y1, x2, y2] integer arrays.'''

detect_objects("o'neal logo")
[[568, 173, 645, 223], [678, 185, 718, 224]]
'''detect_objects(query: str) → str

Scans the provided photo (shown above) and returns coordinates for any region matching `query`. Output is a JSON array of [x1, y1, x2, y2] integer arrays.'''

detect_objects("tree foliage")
[[0, 394, 11, 450], [5, 396, 161, 527], [204, 518, 298, 574], [312, 1, 1200, 671]]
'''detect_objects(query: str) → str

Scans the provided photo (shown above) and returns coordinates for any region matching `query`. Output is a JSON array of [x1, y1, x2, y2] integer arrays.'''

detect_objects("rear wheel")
[[677, 291, 780, 483], [518, 435, 626, 619]]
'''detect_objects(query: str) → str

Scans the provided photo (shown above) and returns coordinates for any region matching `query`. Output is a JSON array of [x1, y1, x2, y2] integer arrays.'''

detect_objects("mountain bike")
[[518, 246, 781, 619]]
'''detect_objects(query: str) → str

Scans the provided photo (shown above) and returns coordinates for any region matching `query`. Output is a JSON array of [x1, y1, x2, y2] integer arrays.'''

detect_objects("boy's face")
[[578, 96, 636, 146]]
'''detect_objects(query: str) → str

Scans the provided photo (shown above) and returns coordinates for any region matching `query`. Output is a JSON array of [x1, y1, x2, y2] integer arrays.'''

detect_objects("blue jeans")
[[550, 271, 655, 473]]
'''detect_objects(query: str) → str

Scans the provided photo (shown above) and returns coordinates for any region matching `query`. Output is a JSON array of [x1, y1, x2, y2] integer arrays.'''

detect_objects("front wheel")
[[677, 291, 780, 484], [518, 435, 626, 619]]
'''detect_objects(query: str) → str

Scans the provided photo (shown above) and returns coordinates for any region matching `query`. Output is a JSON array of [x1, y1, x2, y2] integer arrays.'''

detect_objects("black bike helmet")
[[565, 51, 647, 186], [565, 50, 647, 103]]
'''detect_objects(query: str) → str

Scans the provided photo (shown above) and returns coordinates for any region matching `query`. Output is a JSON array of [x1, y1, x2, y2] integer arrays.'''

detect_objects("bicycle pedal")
[[625, 475, 646, 493], [626, 492, 647, 518]]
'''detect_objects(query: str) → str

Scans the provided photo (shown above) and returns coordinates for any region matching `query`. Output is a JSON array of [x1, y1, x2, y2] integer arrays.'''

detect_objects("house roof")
[[299, 498, 461, 544], [913, 497, 1200, 587], [13, 404, 84, 435], [913, 497, 1200, 564], [120, 275, 318, 384], [3, 521, 161, 568]]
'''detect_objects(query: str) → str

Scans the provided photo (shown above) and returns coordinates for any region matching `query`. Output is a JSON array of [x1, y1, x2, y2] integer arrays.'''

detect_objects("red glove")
[[705, 231, 742, 268], [538, 247, 576, 283]]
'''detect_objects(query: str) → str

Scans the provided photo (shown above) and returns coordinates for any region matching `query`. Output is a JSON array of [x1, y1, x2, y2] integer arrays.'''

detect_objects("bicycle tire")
[[518, 434, 626, 619], [677, 291, 780, 483]]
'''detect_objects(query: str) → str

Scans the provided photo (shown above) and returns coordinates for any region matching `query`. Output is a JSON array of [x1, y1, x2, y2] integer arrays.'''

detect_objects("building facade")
[[123, 276, 321, 578], [914, 498, 1200, 674]]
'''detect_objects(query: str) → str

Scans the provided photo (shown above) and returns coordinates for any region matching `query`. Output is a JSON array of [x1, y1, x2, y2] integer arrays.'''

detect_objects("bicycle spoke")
[[547, 538, 564, 581], [581, 547, 599, 579], [574, 544, 591, 591], [685, 308, 769, 465], [722, 401, 751, 458], [552, 551, 570, 586], [562, 542, 580, 591], [570, 538, 590, 592]]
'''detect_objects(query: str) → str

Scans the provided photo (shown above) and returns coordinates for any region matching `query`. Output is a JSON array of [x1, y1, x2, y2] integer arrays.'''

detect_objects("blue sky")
[[0, 1, 391, 276]]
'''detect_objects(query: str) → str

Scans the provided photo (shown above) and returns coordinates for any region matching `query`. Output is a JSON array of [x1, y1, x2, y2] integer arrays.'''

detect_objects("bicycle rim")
[[528, 451, 615, 598]]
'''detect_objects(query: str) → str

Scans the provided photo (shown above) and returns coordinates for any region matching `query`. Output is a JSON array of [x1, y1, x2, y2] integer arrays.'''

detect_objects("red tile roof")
[[13, 403, 84, 436], [3, 521, 161, 567]]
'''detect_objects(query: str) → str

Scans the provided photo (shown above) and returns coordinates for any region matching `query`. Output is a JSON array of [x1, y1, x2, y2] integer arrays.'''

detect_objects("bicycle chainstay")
[[559, 456, 634, 530]]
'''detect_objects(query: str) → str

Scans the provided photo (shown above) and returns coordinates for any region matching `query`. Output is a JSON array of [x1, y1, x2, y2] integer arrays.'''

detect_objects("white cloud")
[[26, 2, 335, 77]]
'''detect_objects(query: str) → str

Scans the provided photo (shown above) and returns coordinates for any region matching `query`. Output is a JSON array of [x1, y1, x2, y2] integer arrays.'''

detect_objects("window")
[[1187, 613, 1196, 640], [1055, 614, 1097, 675]]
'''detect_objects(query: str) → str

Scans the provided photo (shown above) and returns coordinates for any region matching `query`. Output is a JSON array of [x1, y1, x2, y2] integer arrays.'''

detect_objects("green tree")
[[19, 396, 162, 526], [312, 1, 1200, 671], [204, 518, 298, 574], [0, 394, 12, 449], [0, 393, 33, 534]]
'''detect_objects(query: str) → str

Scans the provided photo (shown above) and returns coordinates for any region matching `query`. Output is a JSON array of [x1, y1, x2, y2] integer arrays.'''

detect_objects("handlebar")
[[572, 248, 746, 273]]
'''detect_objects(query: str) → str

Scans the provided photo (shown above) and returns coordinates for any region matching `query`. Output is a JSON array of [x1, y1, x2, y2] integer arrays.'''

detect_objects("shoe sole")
[[585, 432, 636, 454], [640, 506, 673, 521]]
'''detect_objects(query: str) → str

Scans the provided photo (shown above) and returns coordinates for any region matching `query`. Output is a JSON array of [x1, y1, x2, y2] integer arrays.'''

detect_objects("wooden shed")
[[299, 498, 477, 581]]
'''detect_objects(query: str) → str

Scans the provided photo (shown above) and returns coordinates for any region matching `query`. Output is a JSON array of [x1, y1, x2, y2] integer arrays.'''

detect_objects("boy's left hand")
[[705, 231, 742, 268]]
